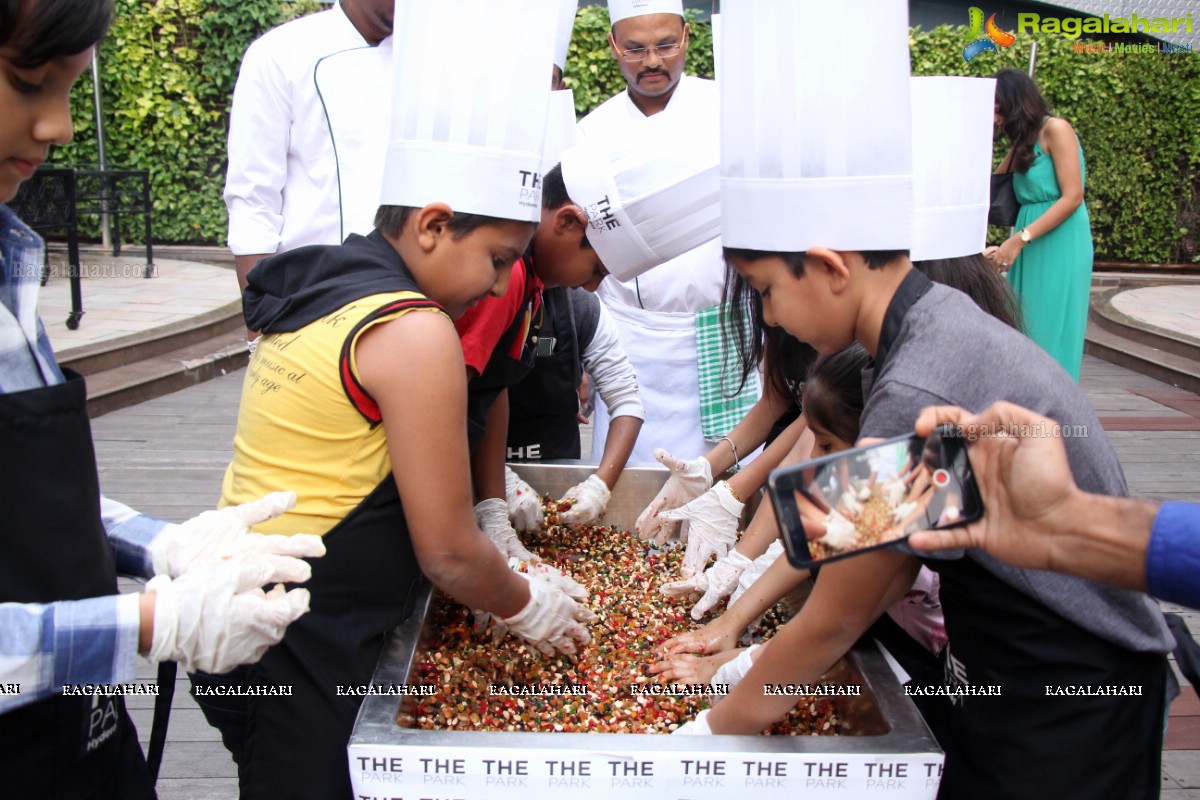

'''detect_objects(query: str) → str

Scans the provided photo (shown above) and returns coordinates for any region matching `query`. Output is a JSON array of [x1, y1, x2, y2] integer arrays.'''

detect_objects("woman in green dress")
[[987, 68, 1093, 381]]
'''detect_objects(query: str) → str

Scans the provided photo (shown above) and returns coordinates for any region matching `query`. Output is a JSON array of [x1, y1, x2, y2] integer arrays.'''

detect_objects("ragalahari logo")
[[963, 7, 1016, 62]]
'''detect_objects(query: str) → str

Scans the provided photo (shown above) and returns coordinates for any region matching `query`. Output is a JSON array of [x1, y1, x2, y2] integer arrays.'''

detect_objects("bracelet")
[[721, 479, 744, 505], [720, 436, 740, 467]]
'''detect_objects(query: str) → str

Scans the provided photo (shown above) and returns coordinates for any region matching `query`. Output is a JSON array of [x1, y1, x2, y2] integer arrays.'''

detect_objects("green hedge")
[[57, 4, 1199, 263]]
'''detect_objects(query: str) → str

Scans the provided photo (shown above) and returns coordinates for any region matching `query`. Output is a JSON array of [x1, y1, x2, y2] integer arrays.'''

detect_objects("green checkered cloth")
[[695, 304, 760, 441]]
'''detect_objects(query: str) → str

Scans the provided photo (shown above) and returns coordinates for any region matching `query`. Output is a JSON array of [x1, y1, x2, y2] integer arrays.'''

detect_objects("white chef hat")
[[541, 89, 579, 173], [608, 0, 684, 25], [380, 0, 558, 223], [910, 76, 996, 262], [719, 0, 913, 252], [560, 119, 719, 281], [554, 1, 578, 70]]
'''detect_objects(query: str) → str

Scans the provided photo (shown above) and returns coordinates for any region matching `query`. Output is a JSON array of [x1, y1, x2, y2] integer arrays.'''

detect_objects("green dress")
[[1006, 137, 1094, 381]]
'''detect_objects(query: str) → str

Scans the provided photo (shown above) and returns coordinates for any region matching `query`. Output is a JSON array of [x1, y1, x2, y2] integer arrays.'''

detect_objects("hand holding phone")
[[768, 426, 983, 569]]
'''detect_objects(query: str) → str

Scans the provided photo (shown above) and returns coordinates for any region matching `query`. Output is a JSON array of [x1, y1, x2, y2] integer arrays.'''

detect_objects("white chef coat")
[[224, 2, 391, 256], [577, 76, 726, 464]]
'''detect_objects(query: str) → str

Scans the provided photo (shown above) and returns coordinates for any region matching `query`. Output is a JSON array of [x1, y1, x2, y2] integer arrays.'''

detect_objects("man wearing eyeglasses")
[[577, 0, 758, 473]]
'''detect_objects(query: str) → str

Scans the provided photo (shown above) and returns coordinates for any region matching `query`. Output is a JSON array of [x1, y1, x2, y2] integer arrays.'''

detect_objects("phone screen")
[[767, 426, 983, 569]]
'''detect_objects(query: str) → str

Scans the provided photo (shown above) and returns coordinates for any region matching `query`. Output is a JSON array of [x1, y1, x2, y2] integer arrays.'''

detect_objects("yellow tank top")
[[220, 292, 444, 535]]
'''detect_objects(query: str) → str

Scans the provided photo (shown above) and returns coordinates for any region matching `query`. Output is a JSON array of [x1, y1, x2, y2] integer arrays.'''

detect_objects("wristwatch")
[[1018, 228, 1034, 244]]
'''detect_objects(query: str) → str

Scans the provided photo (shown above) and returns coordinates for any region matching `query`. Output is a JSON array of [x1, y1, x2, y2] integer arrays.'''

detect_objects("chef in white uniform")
[[579, 0, 757, 465], [224, 0, 394, 290]]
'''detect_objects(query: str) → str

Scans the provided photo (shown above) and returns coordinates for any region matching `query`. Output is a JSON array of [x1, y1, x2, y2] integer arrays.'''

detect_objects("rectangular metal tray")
[[348, 461, 944, 798]]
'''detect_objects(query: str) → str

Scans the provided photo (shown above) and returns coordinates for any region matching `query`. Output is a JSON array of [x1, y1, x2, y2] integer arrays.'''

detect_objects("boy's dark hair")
[[538, 164, 593, 250], [0, 0, 112, 67], [994, 68, 1052, 174], [914, 254, 1024, 332], [541, 164, 569, 210], [374, 205, 510, 240], [724, 248, 908, 277], [721, 248, 904, 395], [802, 344, 871, 447]]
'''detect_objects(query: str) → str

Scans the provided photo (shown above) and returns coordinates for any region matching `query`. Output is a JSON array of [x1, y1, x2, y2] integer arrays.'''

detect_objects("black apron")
[[466, 265, 543, 451], [507, 287, 582, 460], [0, 372, 155, 799], [234, 475, 422, 800], [872, 270, 1166, 799], [926, 557, 1165, 799]]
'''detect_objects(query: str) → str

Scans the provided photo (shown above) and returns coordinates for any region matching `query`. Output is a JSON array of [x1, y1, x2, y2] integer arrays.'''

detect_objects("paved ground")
[[37, 258, 239, 355], [1112, 286, 1200, 340], [92, 354, 1200, 799]]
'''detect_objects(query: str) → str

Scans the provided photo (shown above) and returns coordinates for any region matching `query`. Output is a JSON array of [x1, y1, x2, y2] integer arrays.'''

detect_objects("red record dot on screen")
[[932, 469, 950, 488]]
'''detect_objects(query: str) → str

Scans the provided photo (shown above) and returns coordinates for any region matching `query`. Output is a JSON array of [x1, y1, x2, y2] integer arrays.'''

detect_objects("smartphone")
[[767, 425, 983, 570]]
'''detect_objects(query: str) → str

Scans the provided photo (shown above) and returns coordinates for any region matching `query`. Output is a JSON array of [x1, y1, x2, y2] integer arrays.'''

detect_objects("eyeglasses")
[[616, 42, 683, 62]]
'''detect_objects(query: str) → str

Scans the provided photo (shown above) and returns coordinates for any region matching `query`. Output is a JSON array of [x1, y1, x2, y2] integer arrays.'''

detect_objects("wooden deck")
[[92, 355, 1200, 799]]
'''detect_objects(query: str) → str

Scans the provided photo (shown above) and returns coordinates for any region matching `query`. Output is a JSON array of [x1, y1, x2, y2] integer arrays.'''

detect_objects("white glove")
[[501, 572, 598, 657], [634, 449, 713, 544], [475, 498, 538, 563], [525, 560, 588, 601], [689, 549, 754, 620], [662, 481, 743, 577], [475, 560, 586, 641], [659, 570, 708, 601], [709, 644, 762, 704], [148, 492, 325, 581], [555, 474, 611, 527], [673, 708, 713, 735], [659, 548, 753, 619], [729, 540, 784, 607], [505, 467, 544, 532], [147, 558, 311, 674]]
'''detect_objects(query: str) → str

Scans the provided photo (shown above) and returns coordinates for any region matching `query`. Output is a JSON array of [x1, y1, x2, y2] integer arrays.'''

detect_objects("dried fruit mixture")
[[403, 505, 840, 736]]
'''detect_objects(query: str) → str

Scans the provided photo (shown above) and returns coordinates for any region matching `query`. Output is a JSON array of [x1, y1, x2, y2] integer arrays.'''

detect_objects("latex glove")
[[525, 560, 588, 602], [475, 498, 539, 563], [505, 467, 544, 532], [555, 474, 611, 527], [476, 560, 587, 638], [501, 572, 598, 657], [663, 481, 743, 578], [146, 557, 311, 674], [659, 548, 751, 618], [472, 609, 509, 643], [729, 540, 784, 607], [709, 644, 762, 705], [688, 549, 754, 620], [634, 449, 713, 544], [148, 492, 325, 581], [673, 708, 713, 736], [659, 570, 708, 602]]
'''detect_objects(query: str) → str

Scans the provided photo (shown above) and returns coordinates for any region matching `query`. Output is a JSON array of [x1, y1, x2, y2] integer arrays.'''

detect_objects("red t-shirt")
[[455, 258, 543, 375]]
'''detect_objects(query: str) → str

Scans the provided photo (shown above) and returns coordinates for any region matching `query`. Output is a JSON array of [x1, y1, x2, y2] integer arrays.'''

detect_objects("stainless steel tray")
[[348, 461, 944, 798]]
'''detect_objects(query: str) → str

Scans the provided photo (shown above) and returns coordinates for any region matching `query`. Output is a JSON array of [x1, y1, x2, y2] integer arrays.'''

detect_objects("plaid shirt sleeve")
[[101, 496, 173, 579], [0, 593, 142, 712]]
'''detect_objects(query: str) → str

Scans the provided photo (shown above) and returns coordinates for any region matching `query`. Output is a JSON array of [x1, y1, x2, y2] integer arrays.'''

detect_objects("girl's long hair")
[[802, 344, 870, 446], [995, 68, 1052, 174]]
